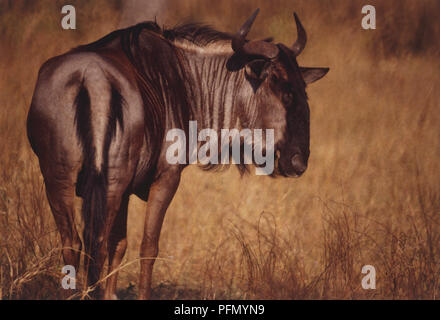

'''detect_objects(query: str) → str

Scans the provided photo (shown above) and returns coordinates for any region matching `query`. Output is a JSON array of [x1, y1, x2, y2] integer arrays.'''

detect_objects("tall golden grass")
[[0, 0, 439, 299]]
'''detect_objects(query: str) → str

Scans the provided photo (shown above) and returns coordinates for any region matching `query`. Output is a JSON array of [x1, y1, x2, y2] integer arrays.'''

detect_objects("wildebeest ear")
[[300, 67, 329, 84], [245, 59, 271, 82]]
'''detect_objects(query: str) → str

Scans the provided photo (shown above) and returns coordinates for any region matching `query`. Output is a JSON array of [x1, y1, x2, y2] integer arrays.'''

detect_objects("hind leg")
[[83, 191, 125, 299], [44, 175, 82, 275], [104, 193, 129, 300]]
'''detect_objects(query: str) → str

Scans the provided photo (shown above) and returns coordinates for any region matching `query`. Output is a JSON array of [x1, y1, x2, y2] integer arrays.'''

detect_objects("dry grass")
[[0, 0, 439, 299]]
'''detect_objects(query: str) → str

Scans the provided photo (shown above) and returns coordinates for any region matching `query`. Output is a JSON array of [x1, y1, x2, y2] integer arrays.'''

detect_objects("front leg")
[[138, 167, 181, 300]]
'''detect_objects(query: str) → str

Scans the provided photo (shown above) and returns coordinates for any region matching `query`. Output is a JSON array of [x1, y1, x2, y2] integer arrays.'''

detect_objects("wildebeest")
[[27, 9, 328, 299]]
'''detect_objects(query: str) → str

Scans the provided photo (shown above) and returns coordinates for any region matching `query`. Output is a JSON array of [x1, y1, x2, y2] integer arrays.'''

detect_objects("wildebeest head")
[[230, 9, 329, 177]]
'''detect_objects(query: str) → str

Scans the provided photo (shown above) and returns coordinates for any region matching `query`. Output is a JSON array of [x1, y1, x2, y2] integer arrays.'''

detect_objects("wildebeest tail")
[[73, 76, 124, 285]]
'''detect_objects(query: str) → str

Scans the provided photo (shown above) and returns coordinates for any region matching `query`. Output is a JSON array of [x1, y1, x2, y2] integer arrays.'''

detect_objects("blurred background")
[[0, 0, 439, 299]]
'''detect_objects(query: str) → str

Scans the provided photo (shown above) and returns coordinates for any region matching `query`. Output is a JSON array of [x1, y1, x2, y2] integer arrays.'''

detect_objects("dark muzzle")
[[291, 153, 307, 176]]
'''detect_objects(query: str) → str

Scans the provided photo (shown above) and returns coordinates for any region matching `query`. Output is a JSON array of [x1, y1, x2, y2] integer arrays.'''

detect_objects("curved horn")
[[232, 8, 260, 52], [291, 12, 307, 56], [232, 9, 279, 59]]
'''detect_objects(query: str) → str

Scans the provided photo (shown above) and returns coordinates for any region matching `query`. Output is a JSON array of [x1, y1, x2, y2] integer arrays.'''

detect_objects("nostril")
[[291, 154, 307, 175]]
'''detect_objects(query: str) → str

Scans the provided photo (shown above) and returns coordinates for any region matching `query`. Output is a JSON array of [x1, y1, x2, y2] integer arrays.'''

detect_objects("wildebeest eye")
[[282, 92, 294, 105]]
